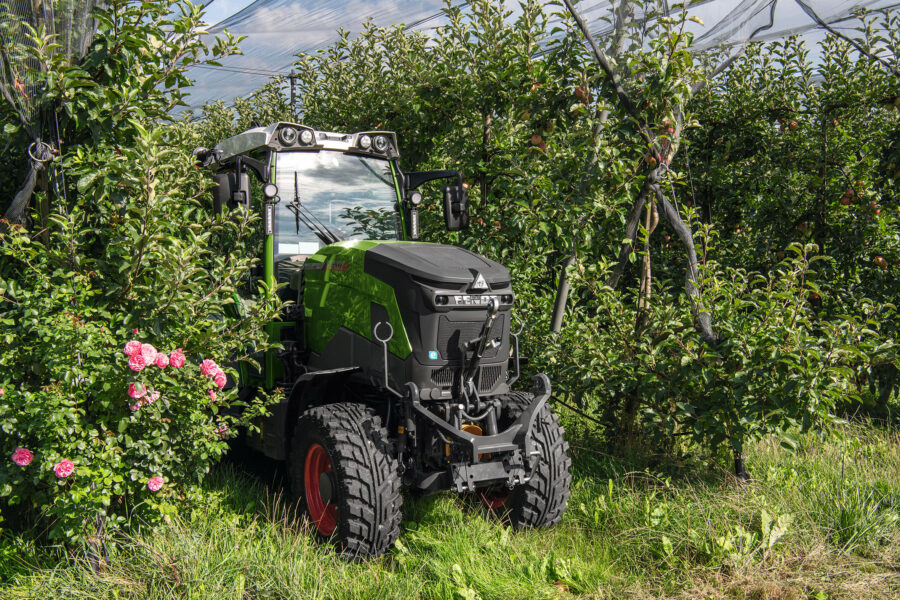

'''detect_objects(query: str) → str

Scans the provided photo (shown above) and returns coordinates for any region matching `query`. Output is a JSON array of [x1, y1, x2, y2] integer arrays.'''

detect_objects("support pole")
[[289, 70, 297, 122]]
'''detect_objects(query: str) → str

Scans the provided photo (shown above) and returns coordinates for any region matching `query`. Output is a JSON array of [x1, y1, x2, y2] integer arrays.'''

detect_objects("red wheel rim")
[[479, 489, 509, 509], [304, 443, 338, 536]]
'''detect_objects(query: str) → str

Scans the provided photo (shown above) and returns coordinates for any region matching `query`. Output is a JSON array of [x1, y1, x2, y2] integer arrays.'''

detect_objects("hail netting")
[[0, 0, 98, 125], [179, 0, 899, 114], [0, 0, 98, 225]]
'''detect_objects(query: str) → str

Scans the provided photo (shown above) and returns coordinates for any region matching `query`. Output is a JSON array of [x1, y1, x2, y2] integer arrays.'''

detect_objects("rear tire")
[[494, 391, 571, 528], [289, 402, 401, 560]]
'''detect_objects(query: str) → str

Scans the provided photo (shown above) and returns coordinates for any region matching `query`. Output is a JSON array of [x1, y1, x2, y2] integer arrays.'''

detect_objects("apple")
[[644, 154, 658, 168], [869, 201, 879, 210], [789, 121, 798, 130], [840, 194, 852, 206], [574, 85, 592, 104], [530, 133, 543, 146], [874, 256, 888, 270]]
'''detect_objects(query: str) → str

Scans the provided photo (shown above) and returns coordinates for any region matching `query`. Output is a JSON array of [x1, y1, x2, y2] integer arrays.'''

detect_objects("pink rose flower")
[[0, 388, 5, 395], [132, 328, 139, 334], [128, 383, 146, 399], [12, 447, 33, 466], [124, 340, 142, 356], [54, 459, 74, 478], [128, 353, 146, 372], [140, 343, 157, 364], [213, 370, 227, 389], [130, 401, 143, 411], [169, 348, 186, 369], [208, 389, 218, 402], [200, 359, 218, 377], [216, 424, 228, 437], [148, 390, 160, 403], [155, 353, 169, 369], [147, 476, 163, 492]]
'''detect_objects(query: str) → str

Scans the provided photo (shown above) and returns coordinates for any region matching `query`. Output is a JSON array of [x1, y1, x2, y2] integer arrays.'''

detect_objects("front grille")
[[437, 315, 505, 361], [431, 366, 455, 387], [477, 364, 502, 392], [429, 364, 504, 393]]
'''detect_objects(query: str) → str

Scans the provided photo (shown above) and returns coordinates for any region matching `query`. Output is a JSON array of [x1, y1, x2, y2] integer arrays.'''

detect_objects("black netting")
[[0, 0, 98, 124]]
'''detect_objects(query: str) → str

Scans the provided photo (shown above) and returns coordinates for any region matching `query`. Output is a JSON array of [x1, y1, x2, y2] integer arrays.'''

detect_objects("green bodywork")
[[303, 240, 413, 359]]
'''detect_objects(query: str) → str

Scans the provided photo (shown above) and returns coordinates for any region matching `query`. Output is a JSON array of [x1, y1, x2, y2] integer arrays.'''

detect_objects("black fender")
[[274, 367, 361, 460]]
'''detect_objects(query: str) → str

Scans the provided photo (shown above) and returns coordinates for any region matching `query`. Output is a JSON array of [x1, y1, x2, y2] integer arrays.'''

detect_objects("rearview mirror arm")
[[215, 155, 269, 184], [404, 170, 462, 190]]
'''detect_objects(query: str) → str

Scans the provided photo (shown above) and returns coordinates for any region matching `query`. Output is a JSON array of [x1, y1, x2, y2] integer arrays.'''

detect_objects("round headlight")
[[278, 127, 298, 146], [373, 135, 388, 152], [263, 183, 278, 199], [359, 134, 372, 149], [299, 129, 314, 145], [409, 190, 423, 206]]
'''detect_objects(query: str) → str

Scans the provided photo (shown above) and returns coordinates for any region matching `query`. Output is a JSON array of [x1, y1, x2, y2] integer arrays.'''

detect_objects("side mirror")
[[442, 185, 469, 231], [212, 171, 251, 213]]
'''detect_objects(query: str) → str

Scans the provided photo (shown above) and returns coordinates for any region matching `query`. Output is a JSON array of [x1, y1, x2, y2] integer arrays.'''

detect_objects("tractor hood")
[[364, 242, 509, 290]]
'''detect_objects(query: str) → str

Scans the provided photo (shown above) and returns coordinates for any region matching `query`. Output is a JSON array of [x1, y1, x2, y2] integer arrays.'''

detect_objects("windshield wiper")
[[288, 172, 344, 245]]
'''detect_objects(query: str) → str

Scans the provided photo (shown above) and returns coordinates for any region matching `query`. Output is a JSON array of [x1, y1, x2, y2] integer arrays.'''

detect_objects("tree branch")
[[692, 47, 745, 95], [653, 184, 718, 345], [561, 0, 651, 144], [605, 168, 660, 289], [3, 160, 42, 224]]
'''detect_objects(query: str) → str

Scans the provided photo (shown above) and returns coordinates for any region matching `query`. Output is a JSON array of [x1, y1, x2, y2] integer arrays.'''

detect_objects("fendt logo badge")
[[452, 295, 498, 306], [471, 272, 488, 291]]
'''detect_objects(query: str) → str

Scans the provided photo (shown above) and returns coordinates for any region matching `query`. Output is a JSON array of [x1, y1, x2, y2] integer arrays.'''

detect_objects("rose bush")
[[0, 0, 281, 542]]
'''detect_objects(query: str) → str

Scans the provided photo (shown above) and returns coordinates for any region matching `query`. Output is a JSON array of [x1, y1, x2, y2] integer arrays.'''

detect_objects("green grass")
[[2, 420, 898, 599]]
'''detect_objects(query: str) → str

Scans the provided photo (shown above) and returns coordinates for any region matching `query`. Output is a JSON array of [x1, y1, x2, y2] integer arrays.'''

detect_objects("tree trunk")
[[636, 198, 659, 327]]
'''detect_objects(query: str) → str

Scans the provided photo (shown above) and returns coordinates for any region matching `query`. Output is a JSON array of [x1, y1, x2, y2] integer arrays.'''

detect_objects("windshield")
[[272, 151, 400, 262]]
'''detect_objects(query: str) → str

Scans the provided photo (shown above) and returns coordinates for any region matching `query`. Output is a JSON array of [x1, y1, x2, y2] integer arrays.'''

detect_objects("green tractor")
[[196, 122, 571, 559]]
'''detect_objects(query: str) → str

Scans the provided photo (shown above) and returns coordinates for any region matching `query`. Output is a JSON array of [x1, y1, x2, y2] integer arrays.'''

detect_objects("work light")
[[278, 127, 298, 145]]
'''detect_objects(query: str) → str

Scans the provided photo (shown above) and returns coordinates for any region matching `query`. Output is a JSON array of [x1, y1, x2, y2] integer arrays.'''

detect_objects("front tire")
[[290, 402, 401, 560], [492, 391, 572, 528]]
